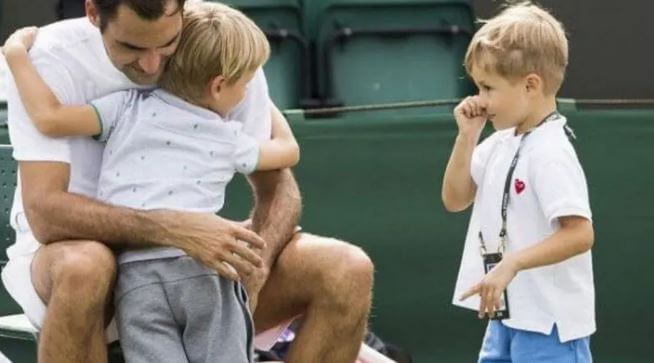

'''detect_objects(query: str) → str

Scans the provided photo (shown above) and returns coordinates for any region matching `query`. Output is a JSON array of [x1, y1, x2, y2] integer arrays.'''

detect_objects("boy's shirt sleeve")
[[530, 146, 592, 227], [89, 90, 133, 142], [228, 68, 272, 143], [228, 122, 260, 175], [7, 53, 77, 163]]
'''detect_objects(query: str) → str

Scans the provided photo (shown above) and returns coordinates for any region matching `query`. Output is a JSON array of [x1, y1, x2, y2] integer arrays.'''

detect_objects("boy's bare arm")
[[21, 161, 266, 280], [461, 216, 594, 317], [2, 27, 101, 137], [256, 105, 300, 170], [505, 216, 594, 271], [442, 96, 487, 212]]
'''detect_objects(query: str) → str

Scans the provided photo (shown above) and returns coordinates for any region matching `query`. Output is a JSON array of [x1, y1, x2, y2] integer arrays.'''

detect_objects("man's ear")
[[86, 0, 101, 28], [525, 73, 543, 95]]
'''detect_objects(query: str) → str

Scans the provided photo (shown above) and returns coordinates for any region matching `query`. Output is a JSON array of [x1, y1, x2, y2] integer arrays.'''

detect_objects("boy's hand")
[[2, 26, 38, 58], [460, 256, 519, 318], [454, 96, 487, 138]]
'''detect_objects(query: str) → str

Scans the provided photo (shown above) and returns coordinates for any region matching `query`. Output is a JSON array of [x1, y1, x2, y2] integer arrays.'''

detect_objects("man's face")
[[92, 1, 183, 85]]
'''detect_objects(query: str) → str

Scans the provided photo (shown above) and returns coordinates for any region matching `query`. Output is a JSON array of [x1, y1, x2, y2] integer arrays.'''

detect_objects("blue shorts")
[[478, 321, 592, 363]]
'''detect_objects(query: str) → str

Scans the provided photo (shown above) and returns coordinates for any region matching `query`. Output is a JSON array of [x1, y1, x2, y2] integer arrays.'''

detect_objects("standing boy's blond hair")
[[159, 1, 270, 102], [464, 1, 568, 95]]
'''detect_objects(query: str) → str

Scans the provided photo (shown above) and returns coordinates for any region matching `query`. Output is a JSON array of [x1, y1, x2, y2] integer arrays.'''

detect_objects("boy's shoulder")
[[523, 117, 587, 179], [527, 117, 576, 155]]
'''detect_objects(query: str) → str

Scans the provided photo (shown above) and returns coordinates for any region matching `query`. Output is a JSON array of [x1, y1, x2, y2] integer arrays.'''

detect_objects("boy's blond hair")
[[464, 2, 568, 95], [159, 2, 270, 102]]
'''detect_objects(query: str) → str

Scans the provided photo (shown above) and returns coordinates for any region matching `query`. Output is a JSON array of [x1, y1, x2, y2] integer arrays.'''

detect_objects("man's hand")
[[2, 26, 38, 58], [151, 210, 266, 281], [233, 218, 268, 311], [454, 96, 488, 139], [459, 256, 519, 318], [242, 264, 269, 312]]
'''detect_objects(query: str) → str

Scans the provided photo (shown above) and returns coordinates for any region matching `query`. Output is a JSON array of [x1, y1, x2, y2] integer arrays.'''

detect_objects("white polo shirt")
[[5, 17, 272, 259], [90, 89, 260, 263], [452, 116, 595, 342]]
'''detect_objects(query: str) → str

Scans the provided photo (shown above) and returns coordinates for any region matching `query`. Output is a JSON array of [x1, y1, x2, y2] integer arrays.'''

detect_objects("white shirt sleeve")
[[228, 122, 260, 175], [7, 54, 78, 162], [89, 90, 133, 142], [531, 147, 592, 226], [228, 68, 272, 142], [470, 132, 500, 186]]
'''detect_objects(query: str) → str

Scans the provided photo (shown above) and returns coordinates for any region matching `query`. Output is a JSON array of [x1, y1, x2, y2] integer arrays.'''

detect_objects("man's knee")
[[326, 241, 374, 298], [48, 241, 116, 302], [295, 235, 374, 305]]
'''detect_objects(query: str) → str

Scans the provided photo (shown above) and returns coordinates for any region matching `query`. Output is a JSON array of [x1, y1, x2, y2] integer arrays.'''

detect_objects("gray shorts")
[[115, 255, 253, 363]]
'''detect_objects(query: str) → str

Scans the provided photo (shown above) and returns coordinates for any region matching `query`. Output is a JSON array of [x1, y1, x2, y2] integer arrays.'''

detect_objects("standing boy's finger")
[[471, 98, 481, 116], [486, 288, 496, 317], [478, 296, 487, 319], [459, 284, 480, 301], [464, 101, 475, 118], [493, 293, 503, 313]]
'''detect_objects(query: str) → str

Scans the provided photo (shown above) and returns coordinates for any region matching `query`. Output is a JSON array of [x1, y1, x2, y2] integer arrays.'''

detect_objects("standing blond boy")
[[442, 3, 595, 362]]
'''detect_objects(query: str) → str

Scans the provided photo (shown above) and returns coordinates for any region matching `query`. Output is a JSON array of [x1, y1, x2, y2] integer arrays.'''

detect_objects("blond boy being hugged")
[[442, 3, 595, 362], [3, 2, 299, 362]]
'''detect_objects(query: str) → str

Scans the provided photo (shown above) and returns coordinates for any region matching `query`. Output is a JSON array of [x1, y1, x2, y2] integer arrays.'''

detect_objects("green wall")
[[221, 107, 654, 362], [0, 106, 652, 362]]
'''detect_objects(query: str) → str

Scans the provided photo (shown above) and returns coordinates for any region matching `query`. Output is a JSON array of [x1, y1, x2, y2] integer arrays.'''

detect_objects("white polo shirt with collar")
[[452, 115, 595, 343]]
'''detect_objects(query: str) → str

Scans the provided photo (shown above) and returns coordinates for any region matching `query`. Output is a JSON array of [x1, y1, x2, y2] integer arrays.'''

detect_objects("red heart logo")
[[515, 179, 526, 194]]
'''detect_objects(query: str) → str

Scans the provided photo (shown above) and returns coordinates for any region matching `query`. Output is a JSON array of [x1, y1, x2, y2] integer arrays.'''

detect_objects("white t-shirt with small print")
[[91, 89, 260, 264]]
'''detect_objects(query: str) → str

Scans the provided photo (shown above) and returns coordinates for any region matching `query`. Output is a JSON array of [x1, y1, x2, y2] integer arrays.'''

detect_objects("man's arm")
[[21, 161, 266, 280], [3, 27, 101, 138], [246, 103, 302, 268], [247, 168, 302, 268]]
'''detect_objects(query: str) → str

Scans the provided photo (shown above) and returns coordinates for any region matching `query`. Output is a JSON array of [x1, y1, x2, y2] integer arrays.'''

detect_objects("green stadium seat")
[[310, 0, 475, 108], [0, 145, 37, 363], [0, 145, 18, 317], [220, 0, 310, 109]]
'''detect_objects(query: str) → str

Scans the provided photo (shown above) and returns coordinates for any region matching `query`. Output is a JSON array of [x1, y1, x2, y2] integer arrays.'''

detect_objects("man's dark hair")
[[92, 0, 186, 30]]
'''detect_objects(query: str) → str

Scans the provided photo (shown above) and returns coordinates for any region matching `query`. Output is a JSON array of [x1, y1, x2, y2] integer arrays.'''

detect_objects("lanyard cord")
[[479, 111, 562, 255]]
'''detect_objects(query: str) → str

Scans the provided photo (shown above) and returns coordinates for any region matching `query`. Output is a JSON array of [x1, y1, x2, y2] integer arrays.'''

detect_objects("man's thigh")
[[253, 232, 370, 332], [32, 240, 116, 305]]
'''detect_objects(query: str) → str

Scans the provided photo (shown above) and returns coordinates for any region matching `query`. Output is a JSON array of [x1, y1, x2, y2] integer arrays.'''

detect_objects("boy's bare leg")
[[31, 240, 116, 363], [253, 233, 374, 363]]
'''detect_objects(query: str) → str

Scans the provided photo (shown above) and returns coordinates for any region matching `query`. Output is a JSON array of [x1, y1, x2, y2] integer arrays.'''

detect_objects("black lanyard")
[[479, 111, 563, 255]]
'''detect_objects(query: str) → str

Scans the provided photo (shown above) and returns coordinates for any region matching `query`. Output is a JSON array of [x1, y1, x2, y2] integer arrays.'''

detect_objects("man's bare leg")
[[254, 233, 374, 363], [31, 240, 116, 363]]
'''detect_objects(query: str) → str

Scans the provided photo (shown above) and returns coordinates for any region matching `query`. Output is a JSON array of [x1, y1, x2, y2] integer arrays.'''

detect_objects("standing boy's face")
[[470, 60, 531, 131], [89, 1, 183, 85]]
